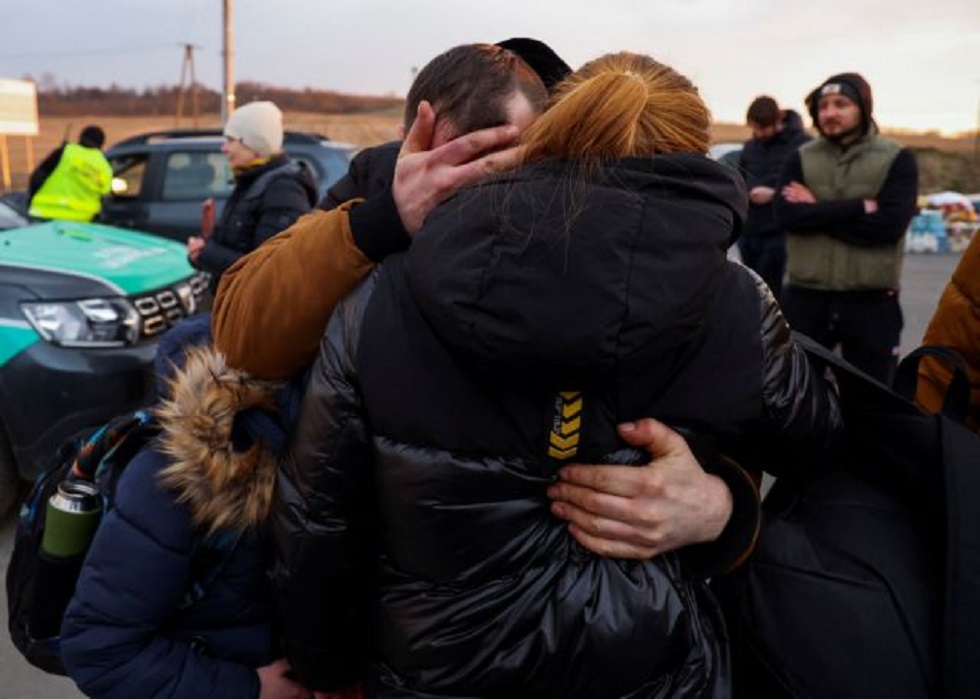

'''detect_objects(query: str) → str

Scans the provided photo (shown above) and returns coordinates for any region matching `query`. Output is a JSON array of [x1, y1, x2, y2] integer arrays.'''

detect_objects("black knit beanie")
[[806, 73, 876, 136], [79, 125, 106, 149], [495, 38, 572, 93]]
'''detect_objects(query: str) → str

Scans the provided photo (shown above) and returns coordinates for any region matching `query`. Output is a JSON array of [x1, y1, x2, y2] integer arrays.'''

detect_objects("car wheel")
[[0, 424, 20, 517]]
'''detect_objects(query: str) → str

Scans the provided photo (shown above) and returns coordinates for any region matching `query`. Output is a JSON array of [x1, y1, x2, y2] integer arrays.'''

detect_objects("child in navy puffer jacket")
[[60, 314, 310, 699]]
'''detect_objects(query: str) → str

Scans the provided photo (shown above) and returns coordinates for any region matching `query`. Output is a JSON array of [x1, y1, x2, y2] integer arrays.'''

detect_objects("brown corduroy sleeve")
[[918, 232, 980, 430], [211, 202, 374, 380]]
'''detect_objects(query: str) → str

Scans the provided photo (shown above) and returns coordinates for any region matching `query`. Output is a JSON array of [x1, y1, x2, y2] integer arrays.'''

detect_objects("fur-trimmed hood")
[[154, 345, 284, 535]]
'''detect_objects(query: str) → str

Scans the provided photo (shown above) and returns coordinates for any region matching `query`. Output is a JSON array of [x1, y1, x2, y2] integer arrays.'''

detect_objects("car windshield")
[[162, 152, 233, 200]]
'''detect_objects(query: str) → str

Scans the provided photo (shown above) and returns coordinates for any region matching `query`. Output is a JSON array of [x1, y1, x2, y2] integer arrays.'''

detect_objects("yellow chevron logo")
[[556, 415, 581, 435], [549, 446, 578, 459], [549, 391, 582, 460]]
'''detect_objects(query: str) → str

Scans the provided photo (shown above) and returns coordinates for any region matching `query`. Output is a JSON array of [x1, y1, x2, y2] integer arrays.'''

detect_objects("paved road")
[[897, 251, 957, 353], [0, 516, 85, 697], [0, 251, 962, 695]]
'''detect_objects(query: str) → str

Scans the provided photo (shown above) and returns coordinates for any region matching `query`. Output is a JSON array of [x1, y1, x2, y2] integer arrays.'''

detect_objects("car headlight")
[[21, 298, 141, 347]]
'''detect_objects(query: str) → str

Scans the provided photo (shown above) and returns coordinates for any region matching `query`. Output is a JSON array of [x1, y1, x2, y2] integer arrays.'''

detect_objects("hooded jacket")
[[60, 341, 286, 699], [738, 110, 810, 238], [274, 155, 842, 698]]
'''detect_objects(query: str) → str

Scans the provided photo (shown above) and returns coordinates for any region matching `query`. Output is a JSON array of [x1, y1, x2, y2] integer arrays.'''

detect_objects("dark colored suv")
[[0, 197, 208, 512], [102, 129, 357, 242]]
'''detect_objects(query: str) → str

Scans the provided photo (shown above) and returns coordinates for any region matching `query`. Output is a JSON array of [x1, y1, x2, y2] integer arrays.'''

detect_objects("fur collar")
[[154, 345, 282, 535]]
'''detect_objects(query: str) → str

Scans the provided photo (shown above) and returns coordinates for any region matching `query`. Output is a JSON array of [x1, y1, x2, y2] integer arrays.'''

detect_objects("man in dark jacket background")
[[736, 96, 810, 300]]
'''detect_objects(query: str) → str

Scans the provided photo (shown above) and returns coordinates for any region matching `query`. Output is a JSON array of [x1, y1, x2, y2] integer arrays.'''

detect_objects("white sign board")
[[0, 79, 39, 136]]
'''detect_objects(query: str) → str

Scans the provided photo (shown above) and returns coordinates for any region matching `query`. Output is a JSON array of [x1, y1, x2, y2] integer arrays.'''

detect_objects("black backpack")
[[720, 337, 980, 699], [5, 409, 238, 675]]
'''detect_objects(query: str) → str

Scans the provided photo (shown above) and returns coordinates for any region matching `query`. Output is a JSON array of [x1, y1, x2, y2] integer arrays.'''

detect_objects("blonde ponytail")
[[520, 52, 711, 166]]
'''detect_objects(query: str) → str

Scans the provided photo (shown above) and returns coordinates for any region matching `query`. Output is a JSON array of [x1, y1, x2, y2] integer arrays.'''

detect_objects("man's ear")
[[396, 123, 406, 139]]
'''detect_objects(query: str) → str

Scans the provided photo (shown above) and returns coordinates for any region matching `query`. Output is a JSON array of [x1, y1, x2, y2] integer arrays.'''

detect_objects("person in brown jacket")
[[917, 231, 980, 430]]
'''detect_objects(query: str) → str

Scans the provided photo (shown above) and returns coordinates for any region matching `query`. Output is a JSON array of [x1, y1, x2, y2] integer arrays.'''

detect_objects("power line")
[[0, 44, 179, 60], [175, 44, 202, 128]]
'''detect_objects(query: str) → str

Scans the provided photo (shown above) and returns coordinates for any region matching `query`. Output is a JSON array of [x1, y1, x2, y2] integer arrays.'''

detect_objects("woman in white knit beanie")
[[188, 100, 317, 293]]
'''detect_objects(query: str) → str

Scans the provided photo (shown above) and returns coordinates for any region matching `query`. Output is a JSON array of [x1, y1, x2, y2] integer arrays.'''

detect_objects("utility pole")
[[222, 0, 235, 124], [974, 79, 979, 165], [174, 43, 201, 128]]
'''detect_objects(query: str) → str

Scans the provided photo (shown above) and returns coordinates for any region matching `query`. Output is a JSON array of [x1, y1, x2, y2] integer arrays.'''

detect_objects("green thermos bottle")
[[29, 479, 102, 641], [41, 480, 102, 558]]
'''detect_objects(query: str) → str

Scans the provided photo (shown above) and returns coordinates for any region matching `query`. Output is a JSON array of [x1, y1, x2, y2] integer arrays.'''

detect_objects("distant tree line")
[[34, 82, 404, 116]]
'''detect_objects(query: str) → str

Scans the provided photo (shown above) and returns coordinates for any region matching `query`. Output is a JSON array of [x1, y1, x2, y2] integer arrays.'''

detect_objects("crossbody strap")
[[893, 345, 970, 422], [178, 528, 245, 611]]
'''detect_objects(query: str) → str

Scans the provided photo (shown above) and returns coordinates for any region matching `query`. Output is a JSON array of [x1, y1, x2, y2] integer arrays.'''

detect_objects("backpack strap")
[[794, 331, 890, 385], [178, 527, 244, 611], [893, 345, 970, 422], [71, 410, 160, 481]]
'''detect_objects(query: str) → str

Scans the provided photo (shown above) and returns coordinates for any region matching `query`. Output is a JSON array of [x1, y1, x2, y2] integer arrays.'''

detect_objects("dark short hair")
[[79, 125, 106, 149], [746, 96, 780, 127], [404, 44, 548, 137]]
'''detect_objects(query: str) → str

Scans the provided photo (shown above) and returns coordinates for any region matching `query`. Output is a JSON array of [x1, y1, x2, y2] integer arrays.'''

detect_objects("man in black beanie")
[[28, 124, 112, 221], [775, 72, 919, 384]]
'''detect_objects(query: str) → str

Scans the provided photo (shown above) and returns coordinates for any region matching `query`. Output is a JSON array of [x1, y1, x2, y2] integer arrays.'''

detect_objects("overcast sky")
[[2, 0, 978, 135]]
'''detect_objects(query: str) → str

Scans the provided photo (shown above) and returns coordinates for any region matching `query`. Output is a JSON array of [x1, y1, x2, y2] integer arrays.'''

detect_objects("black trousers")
[[737, 234, 786, 301], [781, 285, 903, 386]]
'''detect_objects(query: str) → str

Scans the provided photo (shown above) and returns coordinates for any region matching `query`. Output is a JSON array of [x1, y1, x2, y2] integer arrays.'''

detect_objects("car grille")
[[131, 272, 209, 340]]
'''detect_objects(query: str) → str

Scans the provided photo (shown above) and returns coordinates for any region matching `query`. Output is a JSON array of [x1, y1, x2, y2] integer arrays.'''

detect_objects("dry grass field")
[[2, 111, 976, 192], [1, 111, 404, 191]]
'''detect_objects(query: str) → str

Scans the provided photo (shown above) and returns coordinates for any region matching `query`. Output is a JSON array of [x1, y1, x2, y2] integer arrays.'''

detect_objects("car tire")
[[0, 424, 20, 517]]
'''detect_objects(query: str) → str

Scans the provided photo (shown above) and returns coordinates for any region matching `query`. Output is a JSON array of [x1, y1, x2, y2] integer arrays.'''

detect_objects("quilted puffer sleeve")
[[757, 283, 843, 472], [270, 275, 378, 692]]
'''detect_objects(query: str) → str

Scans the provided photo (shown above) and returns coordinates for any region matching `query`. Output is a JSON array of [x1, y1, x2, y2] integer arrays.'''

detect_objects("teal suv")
[[0, 198, 207, 512]]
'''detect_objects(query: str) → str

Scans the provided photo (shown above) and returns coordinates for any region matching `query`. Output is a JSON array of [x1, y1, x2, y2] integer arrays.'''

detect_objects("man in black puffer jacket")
[[736, 97, 810, 300], [272, 53, 841, 698], [189, 100, 317, 293]]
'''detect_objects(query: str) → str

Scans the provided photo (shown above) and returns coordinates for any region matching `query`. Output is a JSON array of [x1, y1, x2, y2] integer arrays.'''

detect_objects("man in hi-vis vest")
[[29, 125, 112, 222], [775, 73, 918, 385]]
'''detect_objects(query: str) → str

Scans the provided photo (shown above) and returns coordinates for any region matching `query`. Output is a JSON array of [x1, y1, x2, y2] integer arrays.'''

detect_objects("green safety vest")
[[786, 136, 904, 291], [29, 143, 113, 222]]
